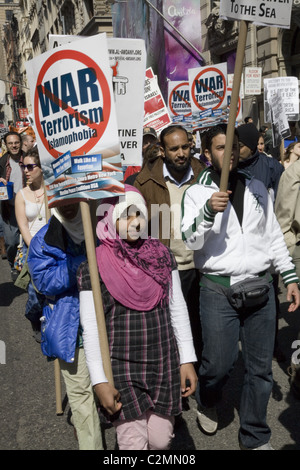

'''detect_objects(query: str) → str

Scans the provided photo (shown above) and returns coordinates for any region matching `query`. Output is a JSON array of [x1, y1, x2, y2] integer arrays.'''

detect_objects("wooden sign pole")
[[54, 359, 63, 415], [220, 20, 248, 192], [44, 190, 64, 416], [80, 201, 114, 385]]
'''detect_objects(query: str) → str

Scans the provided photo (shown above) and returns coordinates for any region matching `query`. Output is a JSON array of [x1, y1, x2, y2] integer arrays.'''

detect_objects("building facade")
[[0, 0, 21, 126], [0, 0, 299, 127]]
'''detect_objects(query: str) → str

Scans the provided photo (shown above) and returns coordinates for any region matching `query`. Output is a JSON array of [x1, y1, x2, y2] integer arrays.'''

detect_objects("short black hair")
[[204, 124, 228, 152], [160, 125, 189, 149], [4, 131, 21, 145], [204, 124, 239, 153]]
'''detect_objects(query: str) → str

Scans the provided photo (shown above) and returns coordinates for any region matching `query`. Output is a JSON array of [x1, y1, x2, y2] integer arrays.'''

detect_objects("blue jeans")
[[196, 284, 276, 449], [1, 205, 20, 268]]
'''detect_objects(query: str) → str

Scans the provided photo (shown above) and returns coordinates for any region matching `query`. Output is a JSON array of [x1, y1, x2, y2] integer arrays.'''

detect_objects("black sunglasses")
[[20, 163, 39, 171]]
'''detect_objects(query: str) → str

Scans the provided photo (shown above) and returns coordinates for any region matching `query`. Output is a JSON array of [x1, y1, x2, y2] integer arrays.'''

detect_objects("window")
[[291, 27, 300, 80], [5, 10, 13, 21]]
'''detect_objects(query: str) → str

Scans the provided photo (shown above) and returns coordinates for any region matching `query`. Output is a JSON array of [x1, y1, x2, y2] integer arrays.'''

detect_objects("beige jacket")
[[275, 159, 300, 251]]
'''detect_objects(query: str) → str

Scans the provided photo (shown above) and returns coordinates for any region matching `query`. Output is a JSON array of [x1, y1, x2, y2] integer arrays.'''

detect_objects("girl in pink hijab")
[[77, 185, 197, 450]]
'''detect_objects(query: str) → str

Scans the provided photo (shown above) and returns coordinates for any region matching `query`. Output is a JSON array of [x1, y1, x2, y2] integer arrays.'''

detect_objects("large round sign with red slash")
[[168, 82, 192, 117], [34, 49, 111, 158], [191, 66, 227, 112]]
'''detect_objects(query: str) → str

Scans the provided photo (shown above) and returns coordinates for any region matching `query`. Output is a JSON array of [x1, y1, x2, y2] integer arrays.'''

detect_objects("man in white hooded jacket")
[[181, 124, 300, 450]]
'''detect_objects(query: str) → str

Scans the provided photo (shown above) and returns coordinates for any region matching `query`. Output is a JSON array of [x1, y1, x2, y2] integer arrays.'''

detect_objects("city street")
[[1, 254, 300, 451]]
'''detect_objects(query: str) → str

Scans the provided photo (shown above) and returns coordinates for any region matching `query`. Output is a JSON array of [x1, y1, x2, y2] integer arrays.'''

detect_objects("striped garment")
[[77, 259, 182, 423]]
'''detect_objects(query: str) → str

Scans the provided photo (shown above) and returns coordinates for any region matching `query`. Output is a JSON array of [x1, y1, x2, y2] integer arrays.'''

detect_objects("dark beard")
[[164, 155, 191, 175]]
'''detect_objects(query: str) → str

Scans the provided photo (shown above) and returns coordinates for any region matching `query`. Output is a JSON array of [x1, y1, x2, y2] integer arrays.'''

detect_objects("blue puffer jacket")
[[27, 216, 86, 363]]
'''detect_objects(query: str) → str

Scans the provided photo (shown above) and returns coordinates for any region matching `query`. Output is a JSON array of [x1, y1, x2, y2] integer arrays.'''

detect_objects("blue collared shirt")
[[163, 162, 194, 188]]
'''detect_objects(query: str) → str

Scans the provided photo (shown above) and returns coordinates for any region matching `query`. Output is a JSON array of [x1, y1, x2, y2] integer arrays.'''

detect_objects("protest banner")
[[167, 73, 243, 132], [264, 76, 299, 123], [220, 0, 292, 29], [144, 67, 172, 134], [108, 39, 146, 167], [49, 34, 147, 168], [168, 81, 191, 118], [188, 63, 228, 114], [269, 90, 291, 147], [264, 76, 299, 149], [26, 33, 123, 208], [26, 33, 121, 411]]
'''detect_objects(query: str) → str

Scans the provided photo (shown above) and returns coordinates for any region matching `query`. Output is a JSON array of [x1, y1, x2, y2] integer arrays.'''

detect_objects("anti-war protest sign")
[[26, 33, 124, 207], [48, 34, 147, 168], [168, 81, 192, 119], [167, 67, 243, 131], [175, 63, 229, 131], [188, 63, 228, 114]]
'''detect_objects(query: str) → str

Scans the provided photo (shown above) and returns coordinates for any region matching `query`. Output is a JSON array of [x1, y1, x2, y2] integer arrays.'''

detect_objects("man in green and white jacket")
[[181, 124, 300, 450]]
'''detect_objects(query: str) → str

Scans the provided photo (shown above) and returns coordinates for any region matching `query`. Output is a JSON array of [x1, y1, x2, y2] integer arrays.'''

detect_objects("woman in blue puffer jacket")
[[27, 203, 103, 450]]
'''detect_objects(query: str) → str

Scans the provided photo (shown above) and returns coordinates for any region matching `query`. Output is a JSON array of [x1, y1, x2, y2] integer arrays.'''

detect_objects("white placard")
[[49, 34, 147, 167], [264, 77, 299, 123], [244, 67, 262, 95], [220, 0, 292, 29]]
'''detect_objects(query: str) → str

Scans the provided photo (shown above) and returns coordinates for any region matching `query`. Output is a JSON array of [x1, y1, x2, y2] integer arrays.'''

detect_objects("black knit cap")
[[237, 123, 259, 152]]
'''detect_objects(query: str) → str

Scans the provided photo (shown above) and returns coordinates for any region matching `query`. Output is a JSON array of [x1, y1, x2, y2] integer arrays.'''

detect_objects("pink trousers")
[[114, 409, 175, 450]]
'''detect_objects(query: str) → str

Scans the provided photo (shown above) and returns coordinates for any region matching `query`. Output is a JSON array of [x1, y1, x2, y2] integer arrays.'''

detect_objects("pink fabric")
[[114, 410, 175, 450], [96, 185, 172, 311]]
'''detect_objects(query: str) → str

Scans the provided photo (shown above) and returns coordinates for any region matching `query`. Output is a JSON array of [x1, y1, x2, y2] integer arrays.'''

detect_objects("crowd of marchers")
[[0, 118, 300, 451]]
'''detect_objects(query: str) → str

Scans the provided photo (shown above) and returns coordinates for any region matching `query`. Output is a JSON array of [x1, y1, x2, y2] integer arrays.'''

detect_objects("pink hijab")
[[96, 185, 172, 311]]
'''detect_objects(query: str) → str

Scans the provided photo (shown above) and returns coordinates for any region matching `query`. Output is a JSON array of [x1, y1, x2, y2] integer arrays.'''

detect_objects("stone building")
[[0, 0, 21, 126], [0, 0, 299, 127]]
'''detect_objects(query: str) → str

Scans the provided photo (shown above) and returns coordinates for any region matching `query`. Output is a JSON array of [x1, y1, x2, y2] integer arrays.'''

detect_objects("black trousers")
[[179, 269, 202, 368]]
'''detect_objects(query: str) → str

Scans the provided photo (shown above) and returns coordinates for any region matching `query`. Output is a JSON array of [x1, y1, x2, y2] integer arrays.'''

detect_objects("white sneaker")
[[197, 406, 218, 434], [240, 441, 274, 450], [254, 442, 274, 450]]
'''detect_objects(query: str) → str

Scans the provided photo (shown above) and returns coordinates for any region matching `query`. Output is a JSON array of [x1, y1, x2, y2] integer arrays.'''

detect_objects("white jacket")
[[181, 169, 298, 286]]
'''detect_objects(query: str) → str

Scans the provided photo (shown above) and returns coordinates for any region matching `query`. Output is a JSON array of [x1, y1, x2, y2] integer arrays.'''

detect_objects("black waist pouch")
[[201, 274, 271, 310], [227, 275, 271, 310]]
